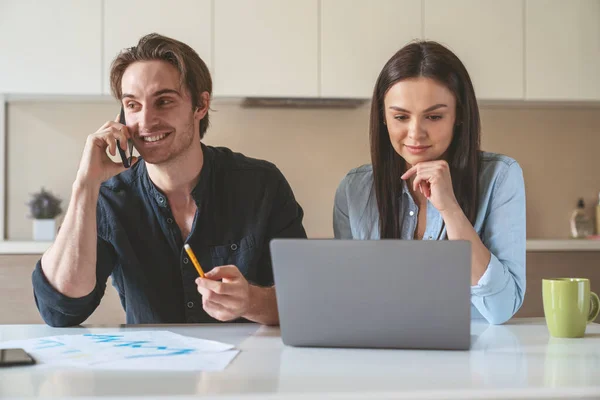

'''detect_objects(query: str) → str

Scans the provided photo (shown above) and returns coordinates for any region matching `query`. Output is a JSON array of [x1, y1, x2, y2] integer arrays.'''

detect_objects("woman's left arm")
[[402, 160, 526, 325]]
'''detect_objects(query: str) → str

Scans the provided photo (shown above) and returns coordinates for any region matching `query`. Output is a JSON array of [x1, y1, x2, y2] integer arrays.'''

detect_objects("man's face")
[[120, 60, 207, 165]]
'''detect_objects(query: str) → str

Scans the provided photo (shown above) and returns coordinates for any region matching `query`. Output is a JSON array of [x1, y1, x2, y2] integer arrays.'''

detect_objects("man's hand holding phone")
[[75, 108, 137, 188]]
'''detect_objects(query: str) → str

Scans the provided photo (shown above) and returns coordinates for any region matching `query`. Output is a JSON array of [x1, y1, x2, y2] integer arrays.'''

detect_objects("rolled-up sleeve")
[[471, 161, 526, 325], [32, 237, 117, 327]]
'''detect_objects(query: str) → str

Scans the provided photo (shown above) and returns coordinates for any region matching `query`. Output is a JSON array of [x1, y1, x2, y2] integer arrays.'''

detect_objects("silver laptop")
[[270, 239, 471, 350]]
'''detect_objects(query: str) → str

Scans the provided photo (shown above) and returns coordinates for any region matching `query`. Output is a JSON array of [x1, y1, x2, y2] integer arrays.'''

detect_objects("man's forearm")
[[244, 285, 279, 325], [41, 180, 100, 298]]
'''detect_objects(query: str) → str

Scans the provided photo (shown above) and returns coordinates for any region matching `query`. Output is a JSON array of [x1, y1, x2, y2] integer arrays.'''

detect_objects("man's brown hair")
[[110, 33, 212, 138]]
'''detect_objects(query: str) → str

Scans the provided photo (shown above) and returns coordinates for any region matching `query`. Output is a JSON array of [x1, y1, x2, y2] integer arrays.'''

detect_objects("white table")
[[0, 318, 599, 399]]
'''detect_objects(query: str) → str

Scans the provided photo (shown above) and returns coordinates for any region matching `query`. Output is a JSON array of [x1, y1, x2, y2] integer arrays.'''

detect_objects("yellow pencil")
[[184, 244, 205, 278]]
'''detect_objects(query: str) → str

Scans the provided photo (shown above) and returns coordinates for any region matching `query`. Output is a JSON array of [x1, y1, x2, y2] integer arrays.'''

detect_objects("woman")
[[333, 41, 526, 325]]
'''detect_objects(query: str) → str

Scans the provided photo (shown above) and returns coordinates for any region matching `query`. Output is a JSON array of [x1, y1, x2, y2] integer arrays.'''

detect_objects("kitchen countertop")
[[0, 318, 599, 399], [2, 240, 600, 254]]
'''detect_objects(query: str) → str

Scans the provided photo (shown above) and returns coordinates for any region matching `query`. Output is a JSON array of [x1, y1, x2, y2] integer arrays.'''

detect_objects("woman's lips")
[[404, 144, 431, 155]]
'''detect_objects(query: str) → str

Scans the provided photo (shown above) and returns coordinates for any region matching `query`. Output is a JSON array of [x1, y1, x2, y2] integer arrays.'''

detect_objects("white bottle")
[[570, 198, 593, 238]]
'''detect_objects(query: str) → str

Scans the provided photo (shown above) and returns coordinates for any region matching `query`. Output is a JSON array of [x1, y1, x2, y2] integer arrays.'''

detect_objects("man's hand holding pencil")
[[184, 244, 253, 322]]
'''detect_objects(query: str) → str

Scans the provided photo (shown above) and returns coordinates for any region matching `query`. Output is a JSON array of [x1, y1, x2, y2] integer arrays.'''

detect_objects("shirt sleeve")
[[257, 169, 307, 286], [333, 174, 353, 239], [471, 161, 527, 325], [32, 198, 118, 327]]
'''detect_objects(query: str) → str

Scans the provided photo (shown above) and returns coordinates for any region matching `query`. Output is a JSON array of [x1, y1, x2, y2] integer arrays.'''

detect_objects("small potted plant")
[[27, 188, 63, 241]]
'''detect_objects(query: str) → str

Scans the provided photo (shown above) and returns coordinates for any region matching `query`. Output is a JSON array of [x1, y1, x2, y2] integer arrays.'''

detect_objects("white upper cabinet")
[[1, 0, 598, 102], [320, 0, 422, 99], [424, 0, 525, 100], [103, 0, 212, 95], [526, 0, 600, 101], [214, 0, 319, 97], [0, 0, 102, 94]]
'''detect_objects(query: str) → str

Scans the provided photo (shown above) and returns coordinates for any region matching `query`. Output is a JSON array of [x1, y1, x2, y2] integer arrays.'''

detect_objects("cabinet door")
[[424, 0, 524, 100], [321, 0, 422, 99], [103, 0, 212, 95], [526, 0, 600, 100], [0, 0, 102, 94], [214, 0, 319, 97]]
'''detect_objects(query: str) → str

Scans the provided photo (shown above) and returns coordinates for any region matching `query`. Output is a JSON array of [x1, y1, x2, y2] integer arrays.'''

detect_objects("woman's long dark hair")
[[371, 41, 481, 238]]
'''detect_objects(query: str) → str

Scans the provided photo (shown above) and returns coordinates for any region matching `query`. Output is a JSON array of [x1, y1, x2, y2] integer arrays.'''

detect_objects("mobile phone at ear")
[[116, 106, 133, 168], [0, 348, 36, 367]]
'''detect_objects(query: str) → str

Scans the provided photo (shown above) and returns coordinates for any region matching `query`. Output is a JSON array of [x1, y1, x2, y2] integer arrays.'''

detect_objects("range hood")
[[241, 97, 367, 108]]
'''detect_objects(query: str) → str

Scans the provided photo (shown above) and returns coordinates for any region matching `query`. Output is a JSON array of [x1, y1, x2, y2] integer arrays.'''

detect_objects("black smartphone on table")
[[0, 348, 36, 367]]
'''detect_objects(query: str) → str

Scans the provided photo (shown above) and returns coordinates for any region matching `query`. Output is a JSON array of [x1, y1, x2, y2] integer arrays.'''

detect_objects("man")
[[32, 33, 306, 326]]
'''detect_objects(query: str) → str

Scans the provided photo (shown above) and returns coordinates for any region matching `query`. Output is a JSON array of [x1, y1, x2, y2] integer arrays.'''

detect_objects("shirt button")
[[409, 211, 415, 216], [187, 301, 194, 309], [167, 218, 174, 224], [230, 244, 238, 251], [183, 258, 189, 264], [157, 196, 165, 204]]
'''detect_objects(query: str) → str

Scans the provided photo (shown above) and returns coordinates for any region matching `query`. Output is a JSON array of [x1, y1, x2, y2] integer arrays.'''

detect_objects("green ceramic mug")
[[542, 278, 600, 338]]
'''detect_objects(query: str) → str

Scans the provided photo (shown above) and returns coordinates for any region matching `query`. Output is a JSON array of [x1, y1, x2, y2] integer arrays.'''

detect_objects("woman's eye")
[[427, 115, 442, 121], [394, 115, 409, 121]]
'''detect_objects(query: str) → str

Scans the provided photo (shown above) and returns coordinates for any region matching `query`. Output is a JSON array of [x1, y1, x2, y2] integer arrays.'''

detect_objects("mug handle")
[[588, 292, 600, 323]]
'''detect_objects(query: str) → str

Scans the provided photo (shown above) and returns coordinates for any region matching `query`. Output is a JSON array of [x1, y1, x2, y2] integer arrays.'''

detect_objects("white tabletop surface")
[[0, 318, 599, 399]]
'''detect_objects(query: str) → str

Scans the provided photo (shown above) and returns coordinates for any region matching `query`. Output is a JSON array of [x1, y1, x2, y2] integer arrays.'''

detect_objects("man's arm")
[[196, 266, 280, 325], [196, 169, 306, 325], [40, 181, 101, 298], [33, 116, 134, 326], [33, 235, 117, 327]]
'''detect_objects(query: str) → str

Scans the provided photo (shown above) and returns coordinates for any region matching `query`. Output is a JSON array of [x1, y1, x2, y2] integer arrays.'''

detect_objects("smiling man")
[[32, 33, 306, 327]]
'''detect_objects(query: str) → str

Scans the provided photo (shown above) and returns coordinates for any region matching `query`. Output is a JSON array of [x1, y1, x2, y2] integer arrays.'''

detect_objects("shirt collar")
[[401, 179, 411, 196], [141, 143, 213, 208]]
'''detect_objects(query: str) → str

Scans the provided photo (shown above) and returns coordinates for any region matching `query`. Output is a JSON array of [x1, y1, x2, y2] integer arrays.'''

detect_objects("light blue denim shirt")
[[333, 152, 526, 325]]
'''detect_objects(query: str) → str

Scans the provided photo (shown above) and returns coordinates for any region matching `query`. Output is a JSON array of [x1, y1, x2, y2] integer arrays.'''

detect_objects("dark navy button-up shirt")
[[33, 144, 307, 326]]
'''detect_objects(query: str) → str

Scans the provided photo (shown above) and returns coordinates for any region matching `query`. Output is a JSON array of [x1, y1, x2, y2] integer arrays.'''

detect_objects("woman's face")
[[383, 77, 457, 168]]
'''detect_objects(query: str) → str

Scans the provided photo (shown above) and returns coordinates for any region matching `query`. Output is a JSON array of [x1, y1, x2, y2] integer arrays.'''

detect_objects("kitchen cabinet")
[[526, 0, 600, 100], [424, 0, 524, 100], [103, 0, 212, 95], [213, 0, 319, 97], [320, 0, 422, 98], [0, 0, 102, 94]]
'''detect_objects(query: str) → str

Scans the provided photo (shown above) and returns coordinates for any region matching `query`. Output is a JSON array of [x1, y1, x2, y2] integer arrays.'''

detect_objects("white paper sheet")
[[0, 331, 239, 371]]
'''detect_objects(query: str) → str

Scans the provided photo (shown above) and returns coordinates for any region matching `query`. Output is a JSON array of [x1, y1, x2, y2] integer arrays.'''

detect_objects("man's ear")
[[194, 91, 210, 120]]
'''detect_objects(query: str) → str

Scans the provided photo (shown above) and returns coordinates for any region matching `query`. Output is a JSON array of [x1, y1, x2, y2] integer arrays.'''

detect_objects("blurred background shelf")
[[526, 239, 600, 252], [0, 241, 52, 254]]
